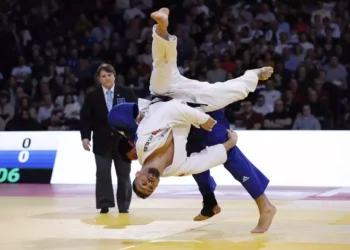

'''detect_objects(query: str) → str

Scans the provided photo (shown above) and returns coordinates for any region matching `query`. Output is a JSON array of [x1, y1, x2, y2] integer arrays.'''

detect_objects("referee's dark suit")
[[80, 82, 137, 213]]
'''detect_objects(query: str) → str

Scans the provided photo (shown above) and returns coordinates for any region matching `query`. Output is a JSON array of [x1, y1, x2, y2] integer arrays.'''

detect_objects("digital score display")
[[0, 133, 59, 184]]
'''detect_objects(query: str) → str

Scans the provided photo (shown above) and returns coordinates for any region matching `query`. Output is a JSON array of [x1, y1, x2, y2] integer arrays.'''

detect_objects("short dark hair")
[[96, 63, 116, 77], [132, 179, 150, 199]]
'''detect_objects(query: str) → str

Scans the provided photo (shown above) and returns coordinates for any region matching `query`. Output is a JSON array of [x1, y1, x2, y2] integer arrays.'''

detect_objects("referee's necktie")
[[106, 89, 113, 112]]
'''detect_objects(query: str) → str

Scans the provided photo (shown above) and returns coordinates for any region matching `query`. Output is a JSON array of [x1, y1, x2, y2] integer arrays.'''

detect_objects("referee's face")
[[98, 69, 115, 89]]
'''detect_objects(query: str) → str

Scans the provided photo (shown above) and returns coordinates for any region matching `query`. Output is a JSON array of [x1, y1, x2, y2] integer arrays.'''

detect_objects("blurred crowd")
[[0, 0, 349, 131]]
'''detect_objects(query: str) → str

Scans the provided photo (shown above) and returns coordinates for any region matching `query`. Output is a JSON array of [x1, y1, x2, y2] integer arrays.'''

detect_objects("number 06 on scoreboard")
[[0, 168, 20, 183]]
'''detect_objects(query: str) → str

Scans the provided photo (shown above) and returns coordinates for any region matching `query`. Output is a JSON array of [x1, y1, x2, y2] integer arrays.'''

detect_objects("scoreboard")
[[0, 132, 60, 183]]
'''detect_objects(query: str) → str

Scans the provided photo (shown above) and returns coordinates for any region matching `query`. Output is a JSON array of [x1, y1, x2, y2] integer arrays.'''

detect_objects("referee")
[[80, 63, 137, 213]]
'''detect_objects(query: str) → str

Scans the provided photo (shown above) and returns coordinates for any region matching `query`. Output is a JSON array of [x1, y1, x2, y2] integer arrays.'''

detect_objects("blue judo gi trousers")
[[186, 109, 269, 200]]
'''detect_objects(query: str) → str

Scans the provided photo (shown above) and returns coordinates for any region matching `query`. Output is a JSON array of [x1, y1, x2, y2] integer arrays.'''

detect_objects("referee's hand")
[[82, 139, 91, 151]]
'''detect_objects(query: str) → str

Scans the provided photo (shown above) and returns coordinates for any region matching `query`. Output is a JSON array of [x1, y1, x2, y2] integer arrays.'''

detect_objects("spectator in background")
[[0, 92, 14, 127], [288, 78, 305, 104], [299, 33, 314, 56], [235, 100, 263, 130], [63, 94, 80, 120], [256, 4, 275, 23], [37, 93, 54, 123], [123, 2, 146, 21], [0, 0, 348, 132], [90, 16, 113, 43], [46, 109, 66, 131], [207, 58, 227, 83], [259, 80, 281, 108], [11, 56, 32, 84], [15, 109, 41, 131], [17, 96, 37, 119], [138, 43, 152, 67], [283, 90, 300, 120], [324, 56, 348, 90], [55, 85, 78, 108], [263, 100, 293, 130], [307, 89, 332, 129], [283, 48, 299, 72], [253, 94, 273, 116], [292, 104, 321, 130]]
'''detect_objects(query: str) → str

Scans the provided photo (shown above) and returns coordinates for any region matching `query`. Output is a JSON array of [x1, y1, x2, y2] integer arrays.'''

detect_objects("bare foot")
[[150, 8, 169, 27], [251, 204, 276, 233], [193, 205, 221, 221]]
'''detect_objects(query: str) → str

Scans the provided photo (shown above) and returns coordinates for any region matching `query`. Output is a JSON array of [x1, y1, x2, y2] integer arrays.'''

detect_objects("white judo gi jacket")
[[135, 25, 259, 177]]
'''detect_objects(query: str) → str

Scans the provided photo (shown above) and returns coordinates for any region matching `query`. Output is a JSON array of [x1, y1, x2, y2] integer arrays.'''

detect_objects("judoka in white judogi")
[[110, 24, 272, 177]]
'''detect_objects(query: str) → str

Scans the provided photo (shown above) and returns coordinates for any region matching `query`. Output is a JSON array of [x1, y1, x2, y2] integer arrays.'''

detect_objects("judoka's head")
[[132, 167, 160, 198], [97, 63, 116, 89]]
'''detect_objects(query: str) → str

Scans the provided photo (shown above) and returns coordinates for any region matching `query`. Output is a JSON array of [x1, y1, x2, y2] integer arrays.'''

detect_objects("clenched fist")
[[201, 117, 217, 131]]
